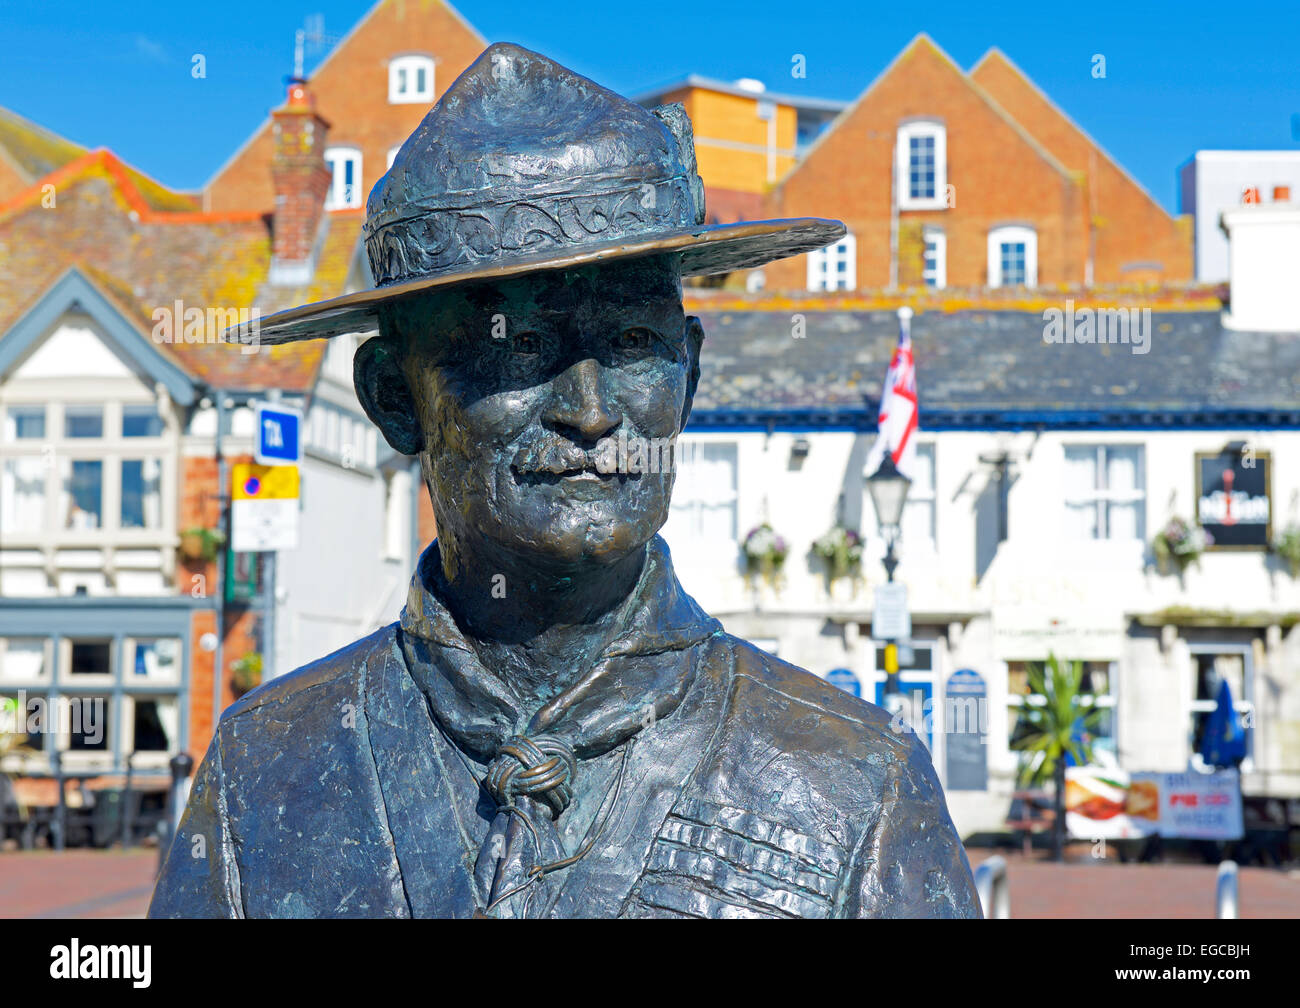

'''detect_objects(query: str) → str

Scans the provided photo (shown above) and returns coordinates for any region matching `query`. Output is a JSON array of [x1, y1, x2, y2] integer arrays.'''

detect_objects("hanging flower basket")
[[1274, 524, 1300, 578], [811, 524, 865, 586], [742, 523, 789, 589], [179, 526, 225, 563], [1152, 516, 1212, 574], [230, 652, 263, 699]]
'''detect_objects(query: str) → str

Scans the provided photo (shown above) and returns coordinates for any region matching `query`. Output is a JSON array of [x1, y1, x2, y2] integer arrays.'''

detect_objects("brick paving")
[[1, 847, 1297, 918], [0, 849, 158, 919], [972, 849, 1300, 919]]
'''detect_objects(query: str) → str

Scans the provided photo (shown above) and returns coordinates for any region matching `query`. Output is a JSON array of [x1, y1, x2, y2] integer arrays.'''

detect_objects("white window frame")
[[324, 147, 363, 210], [806, 233, 856, 292], [896, 121, 947, 211], [922, 227, 946, 289], [988, 225, 1038, 288], [388, 54, 435, 105], [1008, 659, 1119, 765], [1187, 642, 1255, 771], [900, 443, 937, 552], [386, 145, 400, 170], [0, 398, 171, 545], [1062, 444, 1146, 542], [662, 438, 739, 555]]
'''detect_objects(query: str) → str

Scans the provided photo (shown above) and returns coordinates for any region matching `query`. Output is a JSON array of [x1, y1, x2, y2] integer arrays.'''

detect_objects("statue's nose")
[[544, 357, 622, 442]]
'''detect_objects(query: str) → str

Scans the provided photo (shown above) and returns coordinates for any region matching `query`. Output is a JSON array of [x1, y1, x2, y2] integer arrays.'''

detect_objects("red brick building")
[[760, 35, 1192, 293], [205, 0, 485, 215]]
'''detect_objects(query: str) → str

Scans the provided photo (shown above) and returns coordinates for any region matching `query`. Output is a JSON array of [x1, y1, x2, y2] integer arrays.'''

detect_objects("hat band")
[[365, 174, 701, 287]]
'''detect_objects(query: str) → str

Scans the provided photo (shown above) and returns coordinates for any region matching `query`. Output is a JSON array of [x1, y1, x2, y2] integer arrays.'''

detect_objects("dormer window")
[[388, 55, 434, 105], [324, 147, 363, 210], [896, 121, 947, 211]]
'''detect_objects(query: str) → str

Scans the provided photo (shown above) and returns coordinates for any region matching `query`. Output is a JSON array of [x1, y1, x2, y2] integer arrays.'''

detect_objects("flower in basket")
[[1152, 516, 1213, 573], [1273, 523, 1300, 578], [742, 523, 789, 587], [812, 525, 865, 584]]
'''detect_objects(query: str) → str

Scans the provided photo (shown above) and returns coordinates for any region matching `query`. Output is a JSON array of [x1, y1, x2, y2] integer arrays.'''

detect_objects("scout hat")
[[234, 42, 845, 345]]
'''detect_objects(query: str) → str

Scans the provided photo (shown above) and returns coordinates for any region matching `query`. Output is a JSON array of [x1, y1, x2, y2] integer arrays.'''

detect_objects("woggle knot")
[[484, 734, 577, 820]]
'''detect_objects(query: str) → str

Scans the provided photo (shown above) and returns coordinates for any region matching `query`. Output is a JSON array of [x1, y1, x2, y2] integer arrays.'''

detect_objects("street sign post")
[[872, 582, 911, 641], [231, 463, 300, 552], [254, 402, 302, 467]]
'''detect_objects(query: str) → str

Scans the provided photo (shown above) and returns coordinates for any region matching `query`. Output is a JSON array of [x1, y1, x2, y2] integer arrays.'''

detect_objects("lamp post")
[[866, 453, 912, 714]]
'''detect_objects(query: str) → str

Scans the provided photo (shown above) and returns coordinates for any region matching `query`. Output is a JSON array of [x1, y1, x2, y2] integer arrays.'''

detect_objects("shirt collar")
[[398, 535, 721, 761]]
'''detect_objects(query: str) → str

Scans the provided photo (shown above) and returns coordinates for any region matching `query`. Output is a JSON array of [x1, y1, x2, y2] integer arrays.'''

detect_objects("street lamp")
[[866, 453, 911, 581], [866, 453, 912, 715]]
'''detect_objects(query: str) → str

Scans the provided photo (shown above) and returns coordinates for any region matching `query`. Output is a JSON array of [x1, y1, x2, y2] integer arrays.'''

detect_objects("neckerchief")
[[397, 534, 721, 915]]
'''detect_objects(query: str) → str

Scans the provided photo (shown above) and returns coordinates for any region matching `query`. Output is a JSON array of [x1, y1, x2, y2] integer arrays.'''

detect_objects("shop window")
[[1008, 659, 1118, 764], [1190, 648, 1254, 767]]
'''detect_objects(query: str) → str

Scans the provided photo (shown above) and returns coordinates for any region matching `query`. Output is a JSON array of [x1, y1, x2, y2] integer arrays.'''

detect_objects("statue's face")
[[382, 255, 701, 572]]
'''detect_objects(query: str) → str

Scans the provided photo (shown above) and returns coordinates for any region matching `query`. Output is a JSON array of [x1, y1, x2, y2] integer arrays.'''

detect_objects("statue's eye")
[[512, 331, 541, 356], [617, 326, 655, 351]]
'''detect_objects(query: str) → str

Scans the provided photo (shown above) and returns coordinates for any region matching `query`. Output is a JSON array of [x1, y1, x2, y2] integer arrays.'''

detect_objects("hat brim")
[[230, 216, 845, 345]]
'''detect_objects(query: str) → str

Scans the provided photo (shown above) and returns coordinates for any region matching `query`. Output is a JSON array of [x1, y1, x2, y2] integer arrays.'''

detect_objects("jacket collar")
[[398, 535, 722, 762]]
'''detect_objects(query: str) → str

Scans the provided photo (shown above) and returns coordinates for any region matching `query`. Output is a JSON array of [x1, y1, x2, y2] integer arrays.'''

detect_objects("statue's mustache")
[[511, 440, 599, 475]]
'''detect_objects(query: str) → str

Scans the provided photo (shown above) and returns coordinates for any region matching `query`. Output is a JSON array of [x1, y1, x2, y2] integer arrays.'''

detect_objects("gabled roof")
[[0, 159, 353, 394], [970, 47, 1175, 223], [687, 303, 1300, 428], [771, 34, 1074, 194], [0, 266, 199, 405], [0, 104, 87, 182], [632, 74, 847, 113], [0, 148, 205, 222], [202, 0, 487, 196]]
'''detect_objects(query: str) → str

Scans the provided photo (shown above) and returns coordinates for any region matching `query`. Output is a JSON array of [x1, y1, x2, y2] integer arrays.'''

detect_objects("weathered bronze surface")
[[153, 43, 980, 919]]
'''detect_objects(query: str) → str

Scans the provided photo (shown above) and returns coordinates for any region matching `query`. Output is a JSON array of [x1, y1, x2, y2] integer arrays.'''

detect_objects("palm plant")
[[1009, 653, 1105, 861]]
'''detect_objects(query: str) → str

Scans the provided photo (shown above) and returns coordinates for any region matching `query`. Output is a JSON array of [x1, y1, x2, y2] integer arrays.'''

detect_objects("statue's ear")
[[353, 335, 422, 455], [680, 315, 705, 428]]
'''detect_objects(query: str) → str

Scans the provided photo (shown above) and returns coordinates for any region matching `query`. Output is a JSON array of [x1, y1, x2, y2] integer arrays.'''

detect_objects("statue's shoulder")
[[223, 622, 400, 724], [722, 639, 925, 775]]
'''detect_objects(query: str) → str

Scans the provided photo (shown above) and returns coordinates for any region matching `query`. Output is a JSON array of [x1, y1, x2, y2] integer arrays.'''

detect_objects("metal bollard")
[[1215, 860, 1238, 919], [157, 752, 195, 876], [974, 855, 1010, 919]]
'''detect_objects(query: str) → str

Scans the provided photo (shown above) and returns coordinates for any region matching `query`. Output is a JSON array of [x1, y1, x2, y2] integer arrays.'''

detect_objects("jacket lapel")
[[362, 634, 482, 918]]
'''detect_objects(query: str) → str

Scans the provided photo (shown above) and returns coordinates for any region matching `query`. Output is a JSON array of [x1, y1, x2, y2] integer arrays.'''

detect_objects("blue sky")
[[2, 0, 1297, 211]]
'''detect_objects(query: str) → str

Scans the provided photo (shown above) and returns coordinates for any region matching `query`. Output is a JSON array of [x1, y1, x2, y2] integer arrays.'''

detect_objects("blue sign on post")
[[826, 667, 861, 698], [254, 402, 302, 466]]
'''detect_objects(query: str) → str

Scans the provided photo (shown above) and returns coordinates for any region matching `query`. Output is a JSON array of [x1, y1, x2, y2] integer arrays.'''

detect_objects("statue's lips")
[[511, 465, 636, 487]]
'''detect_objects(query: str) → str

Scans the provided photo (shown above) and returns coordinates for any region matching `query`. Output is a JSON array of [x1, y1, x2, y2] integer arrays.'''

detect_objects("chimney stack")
[[270, 81, 331, 286]]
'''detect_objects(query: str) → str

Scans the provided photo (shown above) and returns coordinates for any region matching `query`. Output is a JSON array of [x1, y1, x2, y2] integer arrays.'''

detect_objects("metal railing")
[[974, 855, 1010, 919]]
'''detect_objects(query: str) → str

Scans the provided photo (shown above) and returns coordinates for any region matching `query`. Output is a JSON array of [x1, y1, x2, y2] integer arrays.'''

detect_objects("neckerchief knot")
[[484, 733, 577, 820]]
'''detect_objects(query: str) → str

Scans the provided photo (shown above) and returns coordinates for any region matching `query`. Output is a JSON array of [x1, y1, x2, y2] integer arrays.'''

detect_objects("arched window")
[[388, 55, 434, 104], [987, 225, 1038, 288]]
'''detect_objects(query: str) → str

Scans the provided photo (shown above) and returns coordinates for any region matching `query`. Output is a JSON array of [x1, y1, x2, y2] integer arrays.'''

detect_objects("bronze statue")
[[150, 43, 980, 918]]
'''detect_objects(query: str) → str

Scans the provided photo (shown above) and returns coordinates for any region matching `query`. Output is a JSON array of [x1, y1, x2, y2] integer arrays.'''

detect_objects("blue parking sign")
[[255, 403, 302, 466]]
